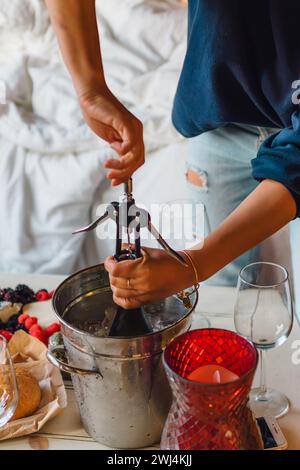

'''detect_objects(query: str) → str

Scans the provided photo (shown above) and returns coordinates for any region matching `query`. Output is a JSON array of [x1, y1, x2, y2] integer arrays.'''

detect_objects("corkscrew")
[[73, 178, 188, 266]]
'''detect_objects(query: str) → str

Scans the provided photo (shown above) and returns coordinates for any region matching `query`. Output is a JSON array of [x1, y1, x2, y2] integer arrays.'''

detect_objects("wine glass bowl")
[[234, 262, 293, 418], [0, 336, 18, 427], [235, 262, 293, 349]]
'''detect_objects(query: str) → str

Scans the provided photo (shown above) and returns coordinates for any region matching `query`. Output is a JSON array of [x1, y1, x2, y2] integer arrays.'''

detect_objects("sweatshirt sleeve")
[[251, 110, 300, 217]]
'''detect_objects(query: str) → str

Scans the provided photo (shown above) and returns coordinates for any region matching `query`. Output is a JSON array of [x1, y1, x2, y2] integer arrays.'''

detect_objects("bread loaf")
[[10, 368, 41, 421]]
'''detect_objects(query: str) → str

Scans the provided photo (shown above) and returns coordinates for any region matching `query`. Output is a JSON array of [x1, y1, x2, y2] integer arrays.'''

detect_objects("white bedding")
[[0, 0, 188, 273]]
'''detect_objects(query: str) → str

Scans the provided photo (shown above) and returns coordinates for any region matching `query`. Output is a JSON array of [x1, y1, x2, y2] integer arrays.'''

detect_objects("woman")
[[46, 0, 299, 310]]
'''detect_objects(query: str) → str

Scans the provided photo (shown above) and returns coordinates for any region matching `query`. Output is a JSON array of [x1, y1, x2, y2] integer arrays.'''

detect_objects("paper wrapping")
[[0, 330, 67, 440]]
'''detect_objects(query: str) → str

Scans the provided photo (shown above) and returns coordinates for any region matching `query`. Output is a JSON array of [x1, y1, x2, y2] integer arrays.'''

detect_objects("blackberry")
[[15, 284, 32, 293], [15, 284, 36, 304], [12, 293, 23, 304], [0, 321, 5, 329], [8, 314, 19, 322], [15, 324, 28, 332], [7, 318, 19, 329], [6, 326, 15, 333], [3, 288, 18, 303], [0, 289, 7, 301], [14, 295, 26, 304], [0, 284, 36, 305], [15, 284, 35, 295]]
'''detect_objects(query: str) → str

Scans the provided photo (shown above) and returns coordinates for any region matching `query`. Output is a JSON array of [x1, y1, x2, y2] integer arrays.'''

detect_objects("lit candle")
[[188, 365, 239, 384]]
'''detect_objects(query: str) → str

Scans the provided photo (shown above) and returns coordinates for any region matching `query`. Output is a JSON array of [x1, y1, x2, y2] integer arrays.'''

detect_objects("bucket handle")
[[47, 345, 103, 377]]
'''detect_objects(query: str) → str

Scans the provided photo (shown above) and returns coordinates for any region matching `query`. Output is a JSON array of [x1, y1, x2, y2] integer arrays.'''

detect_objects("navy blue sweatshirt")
[[172, 0, 300, 216]]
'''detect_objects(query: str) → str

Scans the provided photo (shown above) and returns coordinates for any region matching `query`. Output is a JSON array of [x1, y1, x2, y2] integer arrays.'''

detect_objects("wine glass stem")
[[258, 349, 267, 400]]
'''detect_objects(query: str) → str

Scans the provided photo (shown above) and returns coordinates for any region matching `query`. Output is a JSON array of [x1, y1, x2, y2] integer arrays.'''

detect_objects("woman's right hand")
[[79, 85, 145, 186]]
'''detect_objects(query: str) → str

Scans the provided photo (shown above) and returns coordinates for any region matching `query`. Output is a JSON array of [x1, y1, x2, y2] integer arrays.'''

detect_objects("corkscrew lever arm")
[[147, 221, 188, 267], [72, 211, 109, 234]]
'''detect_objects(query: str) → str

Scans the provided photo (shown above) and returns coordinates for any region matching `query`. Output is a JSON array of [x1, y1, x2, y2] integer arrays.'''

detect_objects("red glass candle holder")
[[161, 328, 263, 450]]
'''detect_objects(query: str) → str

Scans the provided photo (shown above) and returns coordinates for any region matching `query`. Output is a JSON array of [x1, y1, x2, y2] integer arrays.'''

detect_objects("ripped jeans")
[[187, 123, 300, 318]]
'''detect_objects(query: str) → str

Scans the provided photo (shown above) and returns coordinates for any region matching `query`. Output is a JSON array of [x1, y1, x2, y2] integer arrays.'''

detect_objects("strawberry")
[[48, 290, 55, 298], [36, 290, 51, 302], [18, 313, 29, 324], [30, 329, 48, 346], [0, 330, 13, 341], [45, 323, 61, 337], [29, 324, 43, 334], [24, 316, 38, 330]]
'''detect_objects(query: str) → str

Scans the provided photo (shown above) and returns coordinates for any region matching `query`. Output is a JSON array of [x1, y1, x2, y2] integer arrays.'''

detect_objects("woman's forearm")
[[46, 0, 145, 185], [45, 0, 105, 95], [190, 179, 297, 281]]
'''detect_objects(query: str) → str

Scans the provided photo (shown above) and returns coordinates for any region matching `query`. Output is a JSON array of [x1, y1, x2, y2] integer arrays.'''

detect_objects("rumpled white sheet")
[[0, 0, 186, 273]]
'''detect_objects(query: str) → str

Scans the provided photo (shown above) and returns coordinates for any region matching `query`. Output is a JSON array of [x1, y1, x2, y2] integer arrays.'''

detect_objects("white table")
[[0, 273, 299, 450]]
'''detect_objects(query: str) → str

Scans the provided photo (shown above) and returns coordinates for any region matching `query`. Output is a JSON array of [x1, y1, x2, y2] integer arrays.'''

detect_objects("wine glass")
[[0, 336, 18, 426], [160, 198, 210, 328], [234, 262, 293, 418]]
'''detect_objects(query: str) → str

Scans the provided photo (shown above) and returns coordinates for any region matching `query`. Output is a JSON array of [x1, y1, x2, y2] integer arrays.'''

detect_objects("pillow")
[[0, 138, 110, 274], [96, 0, 186, 67]]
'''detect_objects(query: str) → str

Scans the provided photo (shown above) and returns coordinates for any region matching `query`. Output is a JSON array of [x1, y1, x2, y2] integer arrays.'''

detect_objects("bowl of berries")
[[0, 284, 60, 346], [0, 284, 67, 440]]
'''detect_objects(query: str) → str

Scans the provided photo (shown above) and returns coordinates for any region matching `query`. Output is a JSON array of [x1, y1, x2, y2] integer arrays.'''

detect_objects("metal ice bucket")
[[47, 264, 197, 448]]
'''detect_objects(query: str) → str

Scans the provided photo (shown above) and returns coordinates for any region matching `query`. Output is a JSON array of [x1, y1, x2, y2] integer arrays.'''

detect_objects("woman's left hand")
[[104, 247, 194, 309]]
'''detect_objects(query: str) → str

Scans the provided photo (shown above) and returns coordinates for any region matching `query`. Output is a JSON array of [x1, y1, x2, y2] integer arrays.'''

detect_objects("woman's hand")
[[104, 247, 195, 309], [79, 86, 145, 186]]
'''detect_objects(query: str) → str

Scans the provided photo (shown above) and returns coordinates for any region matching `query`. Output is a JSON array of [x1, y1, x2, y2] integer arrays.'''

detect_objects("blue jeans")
[[187, 124, 300, 317]]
